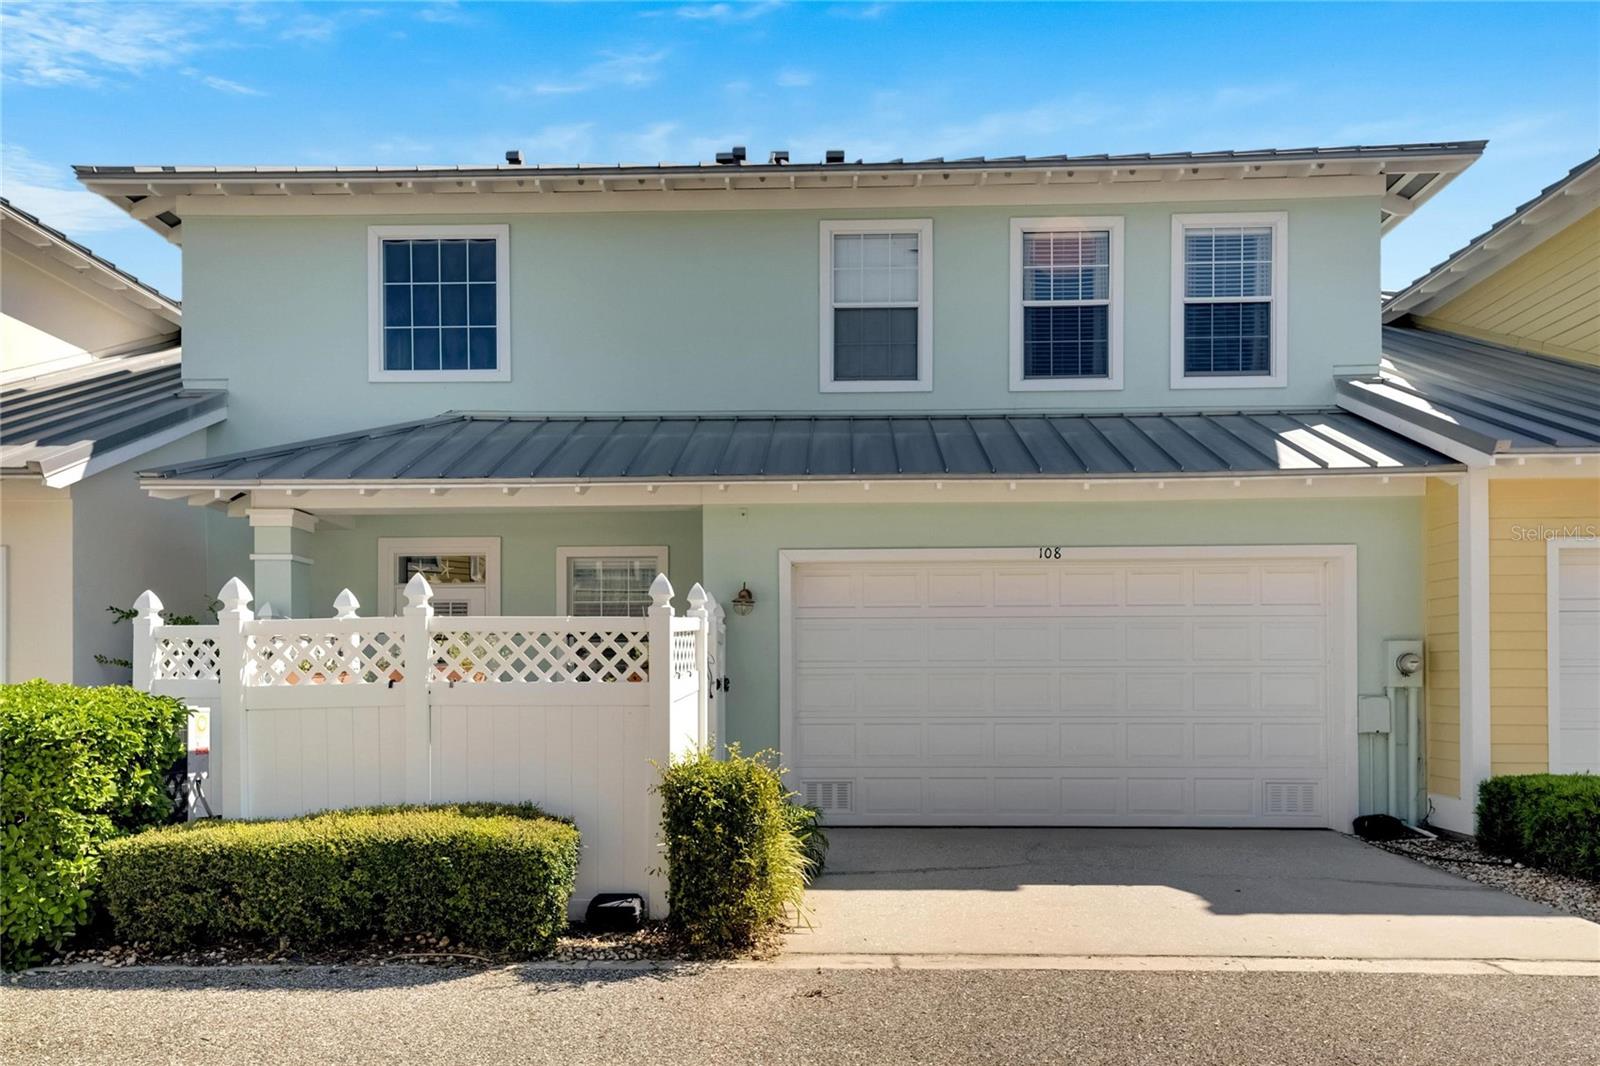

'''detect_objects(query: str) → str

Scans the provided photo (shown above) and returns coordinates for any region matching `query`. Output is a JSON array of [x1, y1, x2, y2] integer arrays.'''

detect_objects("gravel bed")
[[29, 922, 728, 973], [1371, 836, 1600, 923]]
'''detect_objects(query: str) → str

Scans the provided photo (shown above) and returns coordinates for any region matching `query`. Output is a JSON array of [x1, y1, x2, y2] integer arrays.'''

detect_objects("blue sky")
[[2, 1, 1595, 297]]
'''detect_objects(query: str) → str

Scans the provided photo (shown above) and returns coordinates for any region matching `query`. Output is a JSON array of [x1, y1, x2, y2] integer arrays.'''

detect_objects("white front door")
[[1553, 545, 1600, 774], [784, 550, 1350, 828]]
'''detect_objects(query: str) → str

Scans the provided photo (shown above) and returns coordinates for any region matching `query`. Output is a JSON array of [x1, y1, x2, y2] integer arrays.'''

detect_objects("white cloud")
[[776, 69, 813, 88], [509, 48, 668, 97], [0, 3, 205, 86], [280, 13, 337, 42], [828, 2, 889, 19], [0, 145, 135, 236], [674, 1, 784, 23], [416, 1, 472, 25]]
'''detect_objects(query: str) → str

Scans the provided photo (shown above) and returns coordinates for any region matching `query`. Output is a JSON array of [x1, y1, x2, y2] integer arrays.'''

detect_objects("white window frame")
[[376, 537, 502, 615], [1009, 216, 1124, 392], [1170, 212, 1288, 390], [556, 546, 669, 616], [819, 218, 934, 393], [368, 224, 512, 383], [1547, 536, 1600, 774]]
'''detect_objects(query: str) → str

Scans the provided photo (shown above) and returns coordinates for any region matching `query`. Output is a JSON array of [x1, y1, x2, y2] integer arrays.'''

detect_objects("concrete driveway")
[[785, 828, 1600, 963]]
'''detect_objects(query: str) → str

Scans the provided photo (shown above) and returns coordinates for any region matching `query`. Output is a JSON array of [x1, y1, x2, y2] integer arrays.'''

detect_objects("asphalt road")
[[4, 965, 1597, 1065]]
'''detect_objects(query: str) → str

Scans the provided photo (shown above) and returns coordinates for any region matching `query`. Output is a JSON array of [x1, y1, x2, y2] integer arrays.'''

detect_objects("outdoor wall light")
[[730, 583, 756, 616]]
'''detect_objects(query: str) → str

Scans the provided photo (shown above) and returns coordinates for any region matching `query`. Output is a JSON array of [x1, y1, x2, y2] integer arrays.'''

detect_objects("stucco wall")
[[181, 195, 1380, 453], [0, 480, 74, 682], [1416, 207, 1600, 366], [70, 435, 213, 684], [291, 508, 704, 618], [700, 496, 1424, 789]]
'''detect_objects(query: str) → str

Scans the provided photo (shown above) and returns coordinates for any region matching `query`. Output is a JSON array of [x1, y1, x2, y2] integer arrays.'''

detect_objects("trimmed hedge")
[[1, 681, 187, 970], [1477, 774, 1600, 881], [657, 746, 812, 953], [101, 804, 579, 955]]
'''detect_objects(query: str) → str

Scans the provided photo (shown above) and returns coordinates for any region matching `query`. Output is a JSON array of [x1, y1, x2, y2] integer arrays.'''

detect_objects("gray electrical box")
[[1357, 695, 1392, 734], [1385, 639, 1424, 689]]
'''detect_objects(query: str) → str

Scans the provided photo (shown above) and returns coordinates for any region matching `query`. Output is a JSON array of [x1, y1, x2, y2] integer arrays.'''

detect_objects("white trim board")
[[776, 544, 1360, 831], [1170, 212, 1289, 391], [367, 225, 512, 384], [818, 218, 933, 393], [555, 545, 669, 614], [1008, 216, 1125, 392], [1548, 536, 1600, 775], [375, 536, 502, 614]]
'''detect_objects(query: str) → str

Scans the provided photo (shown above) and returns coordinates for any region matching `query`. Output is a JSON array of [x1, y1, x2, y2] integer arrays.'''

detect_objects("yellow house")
[[1344, 153, 1600, 834]]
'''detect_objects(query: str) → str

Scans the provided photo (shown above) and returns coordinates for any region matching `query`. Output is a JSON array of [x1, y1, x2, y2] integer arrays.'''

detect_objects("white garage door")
[[785, 551, 1348, 828], [1553, 546, 1600, 774]]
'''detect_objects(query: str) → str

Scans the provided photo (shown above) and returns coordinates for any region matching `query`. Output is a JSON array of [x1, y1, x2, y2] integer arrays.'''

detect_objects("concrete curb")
[[14, 955, 1598, 979], [742, 953, 1600, 976]]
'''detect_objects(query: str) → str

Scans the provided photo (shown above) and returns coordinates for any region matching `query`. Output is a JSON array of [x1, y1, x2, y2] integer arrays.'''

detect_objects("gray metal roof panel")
[[1, 347, 225, 478], [75, 142, 1486, 183], [1343, 327, 1600, 454], [144, 410, 1460, 484]]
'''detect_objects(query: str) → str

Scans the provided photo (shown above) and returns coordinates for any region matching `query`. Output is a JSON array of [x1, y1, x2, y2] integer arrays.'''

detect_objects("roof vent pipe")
[[825, 149, 845, 164], [731, 145, 746, 162], [505, 149, 523, 165], [715, 151, 736, 165], [769, 150, 789, 164]]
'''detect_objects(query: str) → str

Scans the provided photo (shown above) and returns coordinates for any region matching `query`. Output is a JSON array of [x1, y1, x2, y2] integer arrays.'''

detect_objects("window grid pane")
[[568, 557, 659, 618], [1019, 230, 1112, 379], [831, 231, 919, 308], [833, 307, 918, 381], [1183, 302, 1272, 375], [1024, 305, 1109, 378], [381, 238, 497, 372]]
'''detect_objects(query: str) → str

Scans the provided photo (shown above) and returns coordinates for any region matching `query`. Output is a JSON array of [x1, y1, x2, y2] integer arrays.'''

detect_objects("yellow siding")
[[1416, 207, 1600, 366], [1424, 478, 1460, 797], [1487, 477, 1600, 775]]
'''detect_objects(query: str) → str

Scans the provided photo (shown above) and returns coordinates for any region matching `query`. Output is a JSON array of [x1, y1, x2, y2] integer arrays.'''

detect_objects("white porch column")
[[247, 508, 317, 618], [1456, 468, 1492, 833]]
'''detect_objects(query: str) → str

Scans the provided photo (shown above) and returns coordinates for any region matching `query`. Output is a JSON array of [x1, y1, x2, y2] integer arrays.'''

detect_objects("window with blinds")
[[1021, 229, 1111, 379], [566, 556, 659, 618], [1180, 223, 1275, 376], [821, 220, 932, 391]]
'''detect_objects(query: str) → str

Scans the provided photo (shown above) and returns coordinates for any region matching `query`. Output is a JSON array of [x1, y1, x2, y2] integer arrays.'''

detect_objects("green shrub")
[[785, 802, 830, 878], [1476, 774, 1600, 880], [101, 804, 579, 955], [1, 681, 187, 969], [657, 746, 811, 953]]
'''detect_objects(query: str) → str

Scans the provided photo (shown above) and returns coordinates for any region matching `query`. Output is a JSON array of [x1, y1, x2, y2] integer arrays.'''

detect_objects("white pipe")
[[1386, 693, 1398, 818], [1406, 687, 1421, 826]]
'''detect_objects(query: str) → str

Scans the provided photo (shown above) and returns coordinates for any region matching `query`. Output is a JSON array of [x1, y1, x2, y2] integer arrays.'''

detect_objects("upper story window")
[[819, 219, 933, 392], [1009, 217, 1124, 391], [367, 225, 511, 382], [1171, 212, 1287, 389]]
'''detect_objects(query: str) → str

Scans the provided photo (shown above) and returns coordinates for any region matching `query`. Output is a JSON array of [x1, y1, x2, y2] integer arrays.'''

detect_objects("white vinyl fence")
[[133, 572, 722, 918]]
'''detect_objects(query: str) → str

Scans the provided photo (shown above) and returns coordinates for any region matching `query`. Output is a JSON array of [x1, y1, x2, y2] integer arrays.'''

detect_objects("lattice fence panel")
[[670, 628, 698, 678], [245, 629, 407, 686], [429, 627, 650, 683], [153, 631, 222, 681]]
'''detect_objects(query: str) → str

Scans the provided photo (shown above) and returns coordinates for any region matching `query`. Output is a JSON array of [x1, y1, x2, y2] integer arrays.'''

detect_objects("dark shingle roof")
[[144, 410, 1457, 485], [1, 348, 227, 482], [1336, 327, 1600, 455]]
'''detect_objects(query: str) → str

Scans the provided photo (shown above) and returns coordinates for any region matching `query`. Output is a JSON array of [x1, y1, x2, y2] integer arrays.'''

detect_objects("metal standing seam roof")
[[142, 410, 1459, 486], [1337, 327, 1600, 456], [1, 348, 227, 481], [0, 197, 181, 319]]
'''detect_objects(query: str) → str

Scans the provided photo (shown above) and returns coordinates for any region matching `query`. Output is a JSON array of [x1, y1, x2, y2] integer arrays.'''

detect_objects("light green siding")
[[700, 497, 1423, 816], [297, 509, 703, 617], [183, 195, 1380, 454]]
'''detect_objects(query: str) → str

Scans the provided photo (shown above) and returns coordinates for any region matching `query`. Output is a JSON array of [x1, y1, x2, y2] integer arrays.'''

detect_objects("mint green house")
[[80, 142, 1499, 833]]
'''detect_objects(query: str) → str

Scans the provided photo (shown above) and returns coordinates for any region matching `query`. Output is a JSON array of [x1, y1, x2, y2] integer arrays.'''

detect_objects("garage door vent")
[[804, 780, 853, 813], [1264, 780, 1319, 816]]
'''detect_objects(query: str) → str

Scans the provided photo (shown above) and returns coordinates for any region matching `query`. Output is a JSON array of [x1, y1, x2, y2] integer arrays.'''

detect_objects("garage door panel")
[[791, 556, 1337, 827]]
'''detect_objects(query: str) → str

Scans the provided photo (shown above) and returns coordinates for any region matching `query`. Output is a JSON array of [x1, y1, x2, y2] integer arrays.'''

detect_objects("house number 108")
[[1038, 547, 1063, 559]]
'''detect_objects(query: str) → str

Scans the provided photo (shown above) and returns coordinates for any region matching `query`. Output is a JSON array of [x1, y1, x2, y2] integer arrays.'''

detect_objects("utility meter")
[[1385, 640, 1425, 689]]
